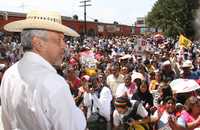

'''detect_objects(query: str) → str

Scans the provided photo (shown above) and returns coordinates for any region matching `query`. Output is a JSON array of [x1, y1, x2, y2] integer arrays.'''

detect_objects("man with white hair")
[[0, 10, 86, 130]]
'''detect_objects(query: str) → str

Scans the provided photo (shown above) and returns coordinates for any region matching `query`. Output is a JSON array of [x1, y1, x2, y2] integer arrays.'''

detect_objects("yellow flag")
[[179, 34, 192, 49]]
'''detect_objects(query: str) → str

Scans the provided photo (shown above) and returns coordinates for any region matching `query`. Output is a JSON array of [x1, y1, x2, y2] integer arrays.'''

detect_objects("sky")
[[0, 0, 157, 25]]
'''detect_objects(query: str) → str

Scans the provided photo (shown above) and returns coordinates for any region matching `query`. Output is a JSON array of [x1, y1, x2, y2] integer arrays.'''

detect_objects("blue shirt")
[[188, 70, 200, 80]]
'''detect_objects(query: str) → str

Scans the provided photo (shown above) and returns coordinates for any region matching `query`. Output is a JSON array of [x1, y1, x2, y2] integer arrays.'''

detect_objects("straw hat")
[[181, 60, 194, 69], [4, 10, 80, 37]]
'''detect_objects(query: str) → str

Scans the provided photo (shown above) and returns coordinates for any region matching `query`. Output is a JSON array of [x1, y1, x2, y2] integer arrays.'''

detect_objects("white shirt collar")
[[23, 51, 57, 73]]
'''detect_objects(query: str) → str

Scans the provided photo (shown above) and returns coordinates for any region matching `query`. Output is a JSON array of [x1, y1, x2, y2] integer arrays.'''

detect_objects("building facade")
[[0, 11, 132, 37]]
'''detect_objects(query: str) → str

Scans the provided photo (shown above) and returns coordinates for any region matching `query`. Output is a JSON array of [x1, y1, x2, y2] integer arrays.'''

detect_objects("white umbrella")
[[170, 79, 200, 93]]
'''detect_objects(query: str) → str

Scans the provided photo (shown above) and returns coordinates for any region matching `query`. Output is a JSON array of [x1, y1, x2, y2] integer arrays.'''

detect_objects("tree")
[[113, 21, 119, 25], [94, 19, 98, 22], [73, 14, 78, 20], [146, 0, 199, 38]]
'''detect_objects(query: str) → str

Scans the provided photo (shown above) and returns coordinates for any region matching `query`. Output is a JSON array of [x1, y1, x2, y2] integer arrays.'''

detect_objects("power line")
[[87, 16, 96, 21]]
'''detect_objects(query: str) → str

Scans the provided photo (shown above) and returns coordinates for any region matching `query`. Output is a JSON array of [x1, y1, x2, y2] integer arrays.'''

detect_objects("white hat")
[[119, 54, 132, 60], [181, 60, 194, 69], [176, 103, 184, 107], [0, 64, 5, 71], [4, 10, 80, 37], [162, 60, 171, 66], [131, 72, 144, 81], [81, 75, 90, 81]]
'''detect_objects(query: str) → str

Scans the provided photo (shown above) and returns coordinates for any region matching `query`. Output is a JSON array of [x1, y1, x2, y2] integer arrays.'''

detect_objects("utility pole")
[[80, 0, 91, 38]]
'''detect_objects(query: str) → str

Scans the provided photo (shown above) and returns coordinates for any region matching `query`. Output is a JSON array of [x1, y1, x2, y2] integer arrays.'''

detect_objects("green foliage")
[[146, 0, 199, 38]]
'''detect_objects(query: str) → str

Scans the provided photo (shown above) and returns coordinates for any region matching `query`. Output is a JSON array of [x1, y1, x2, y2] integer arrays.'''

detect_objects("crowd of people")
[[0, 10, 200, 130], [62, 34, 200, 130]]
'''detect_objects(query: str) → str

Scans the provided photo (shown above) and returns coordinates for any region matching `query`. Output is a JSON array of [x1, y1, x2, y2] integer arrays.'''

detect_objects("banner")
[[179, 34, 192, 49], [79, 51, 97, 68]]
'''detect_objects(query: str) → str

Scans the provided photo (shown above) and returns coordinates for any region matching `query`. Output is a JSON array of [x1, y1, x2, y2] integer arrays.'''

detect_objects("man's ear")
[[32, 37, 45, 52]]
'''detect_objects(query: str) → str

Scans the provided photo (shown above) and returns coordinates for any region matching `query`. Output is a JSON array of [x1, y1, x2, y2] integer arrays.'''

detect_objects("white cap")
[[0, 64, 5, 70], [162, 60, 171, 66]]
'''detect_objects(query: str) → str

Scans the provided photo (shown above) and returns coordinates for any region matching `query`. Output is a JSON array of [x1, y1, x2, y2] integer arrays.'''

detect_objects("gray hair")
[[21, 29, 48, 51]]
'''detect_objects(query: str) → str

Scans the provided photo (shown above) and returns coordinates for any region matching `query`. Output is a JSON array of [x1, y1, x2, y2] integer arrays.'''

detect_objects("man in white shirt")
[[0, 10, 86, 130], [106, 64, 124, 97], [83, 77, 112, 130], [83, 77, 112, 121], [115, 74, 136, 99]]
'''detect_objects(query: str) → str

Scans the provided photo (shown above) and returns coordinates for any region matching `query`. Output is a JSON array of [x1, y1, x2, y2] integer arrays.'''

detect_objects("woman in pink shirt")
[[179, 96, 200, 130]]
